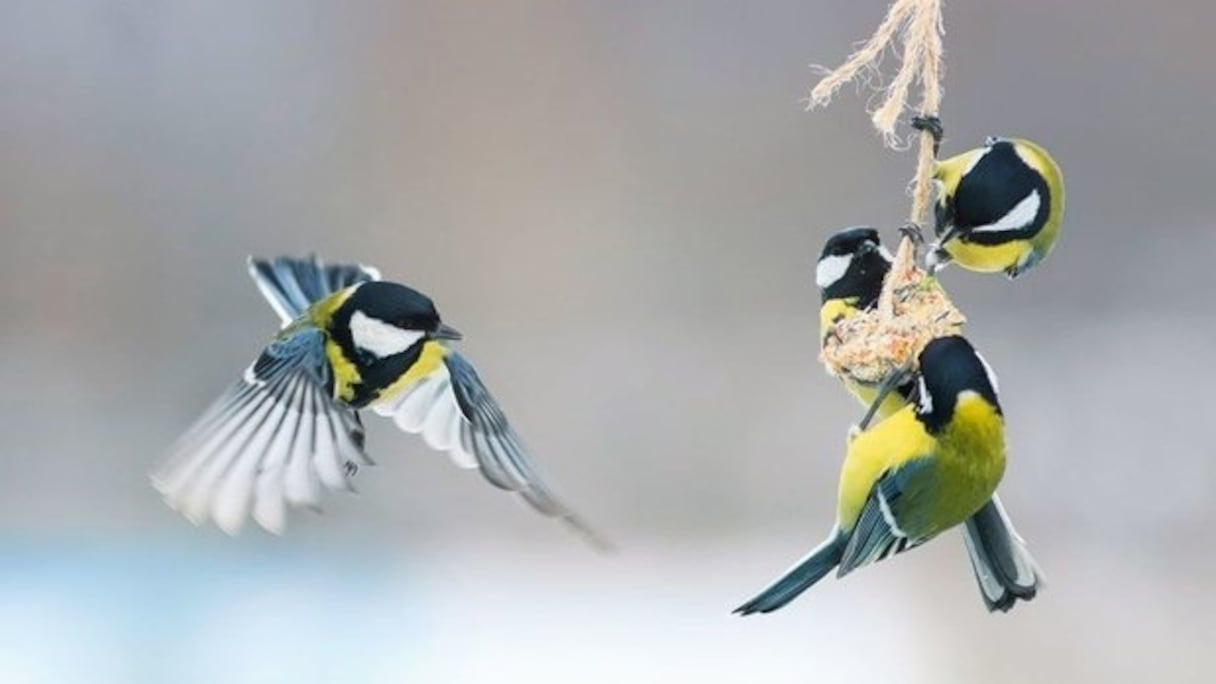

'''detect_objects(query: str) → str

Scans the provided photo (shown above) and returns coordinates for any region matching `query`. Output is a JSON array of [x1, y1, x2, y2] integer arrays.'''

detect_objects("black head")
[[344, 281, 442, 332], [333, 281, 462, 362], [328, 281, 460, 407], [946, 138, 1050, 245], [816, 227, 892, 307], [914, 335, 1002, 433]]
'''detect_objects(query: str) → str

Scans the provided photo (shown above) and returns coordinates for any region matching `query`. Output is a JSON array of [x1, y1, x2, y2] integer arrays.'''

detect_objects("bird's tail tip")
[[733, 530, 846, 616], [963, 498, 1044, 614], [560, 513, 617, 554]]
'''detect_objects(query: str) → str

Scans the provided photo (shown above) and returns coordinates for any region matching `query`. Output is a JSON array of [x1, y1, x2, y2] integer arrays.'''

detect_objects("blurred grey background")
[[1, 1, 1214, 682]]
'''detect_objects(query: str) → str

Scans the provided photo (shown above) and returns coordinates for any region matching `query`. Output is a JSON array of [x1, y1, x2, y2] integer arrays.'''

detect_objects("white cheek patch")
[[970, 190, 1041, 234], [816, 254, 852, 289], [916, 375, 933, 414], [350, 310, 425, 358], [974, 351, 1001, 395], [957, 389, 982, 405]]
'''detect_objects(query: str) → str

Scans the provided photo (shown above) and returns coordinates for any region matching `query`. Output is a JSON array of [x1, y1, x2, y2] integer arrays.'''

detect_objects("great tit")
[[736, 335, 1035, 614], [815, 227, 907, 418], [152, 255, 599, 542], [815, 227, 1041, 612], [928, 136, 1064, 278]]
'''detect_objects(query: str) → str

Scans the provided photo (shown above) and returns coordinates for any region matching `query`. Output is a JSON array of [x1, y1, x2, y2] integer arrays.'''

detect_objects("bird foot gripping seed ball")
[[820, 235, 966, 387]]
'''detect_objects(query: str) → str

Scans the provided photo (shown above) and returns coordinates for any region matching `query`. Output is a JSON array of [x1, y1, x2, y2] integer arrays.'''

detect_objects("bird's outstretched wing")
[[372, 349, 606, 547], [837, 458, 936, 576], [248, 255, 381, 325], [152, 329, 371, 534]]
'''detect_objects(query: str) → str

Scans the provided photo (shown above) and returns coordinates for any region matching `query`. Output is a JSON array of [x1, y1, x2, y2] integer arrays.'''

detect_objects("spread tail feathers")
[[734, 529, 846, 615], [248, 255, 381, 325], [963, 496, 1043, 612]]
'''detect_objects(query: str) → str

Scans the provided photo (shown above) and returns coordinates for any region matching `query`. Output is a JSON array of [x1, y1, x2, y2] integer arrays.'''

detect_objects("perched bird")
[[815, 226, 906, 419], [736, 335, 1035, 614], [152, 255, 599, 543], [815, 227, 1041, 612], [929, 136, 1064, 278]]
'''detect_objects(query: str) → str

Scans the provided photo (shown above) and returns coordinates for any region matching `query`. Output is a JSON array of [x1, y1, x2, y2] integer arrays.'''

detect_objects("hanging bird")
[[816, 229, 1041, 611], [736, 334, 1036, 614], [928, 136, 1064, 278], [814, 226, 908, 419], [817, 229, 1042, 611], [152, 255, 601, 545]]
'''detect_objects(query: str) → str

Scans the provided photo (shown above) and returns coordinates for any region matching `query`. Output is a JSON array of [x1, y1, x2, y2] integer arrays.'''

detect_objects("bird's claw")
[[925, 247, 951, 275], [898, 223, 933, 272], [898, 223, 926, 247], [343, 460, 359, 478]]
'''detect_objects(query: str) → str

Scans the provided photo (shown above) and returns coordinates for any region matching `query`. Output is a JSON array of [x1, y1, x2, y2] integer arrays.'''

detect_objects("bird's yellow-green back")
[[836, 407, 934, 529]]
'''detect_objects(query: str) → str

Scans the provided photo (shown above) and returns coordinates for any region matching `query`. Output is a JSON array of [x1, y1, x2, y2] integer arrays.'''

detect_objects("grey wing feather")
[[152, 329, 370, 534], [734, 530, 847, 615], [838, 459, 936, 577], [373, 349, 607, 548], [962, 495, 1043, 612], [444, 353, 606, 546], [248, 254, 381, 325]]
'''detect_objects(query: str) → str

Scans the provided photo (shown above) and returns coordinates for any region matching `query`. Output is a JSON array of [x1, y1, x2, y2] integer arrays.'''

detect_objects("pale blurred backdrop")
[[1, 1, 1214, 682]]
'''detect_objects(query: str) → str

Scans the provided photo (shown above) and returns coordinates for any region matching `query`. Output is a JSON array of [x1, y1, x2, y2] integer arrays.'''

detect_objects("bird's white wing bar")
[[968, 190, 1041, 235], [151, 329, 370, 534], [837, 459, 936, 576]]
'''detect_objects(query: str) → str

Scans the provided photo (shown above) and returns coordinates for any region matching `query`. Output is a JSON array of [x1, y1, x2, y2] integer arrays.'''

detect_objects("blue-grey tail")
[[248, 255, 381, 324], [962, 496, 1043, 612], [734, 529, 846, 615]]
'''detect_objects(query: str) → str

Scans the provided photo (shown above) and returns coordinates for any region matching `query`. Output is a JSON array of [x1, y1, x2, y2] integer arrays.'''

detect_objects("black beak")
[[433, 322, 463, 341]]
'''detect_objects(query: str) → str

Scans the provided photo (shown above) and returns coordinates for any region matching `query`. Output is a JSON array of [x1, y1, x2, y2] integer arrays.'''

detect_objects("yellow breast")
[[367, 340, 450, 407], [942, 237, 1033, 274], [936, 394, 1006, 491], [818, 298, 859, 343], [922, 394, 1006, 534], [835, 394, 1006, 537]]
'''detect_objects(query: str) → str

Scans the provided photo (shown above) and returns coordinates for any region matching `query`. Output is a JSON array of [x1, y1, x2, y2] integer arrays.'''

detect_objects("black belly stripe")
[[347, 348, 423, 408]]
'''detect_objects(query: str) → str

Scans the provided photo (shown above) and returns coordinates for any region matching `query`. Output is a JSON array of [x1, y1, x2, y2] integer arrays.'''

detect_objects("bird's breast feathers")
[[326, 336, 449, 409], [938, 393, 1006, 482], [943, 237, 1032, 274], [837, 394, 1005, 535], [369, 340, 450, 408]]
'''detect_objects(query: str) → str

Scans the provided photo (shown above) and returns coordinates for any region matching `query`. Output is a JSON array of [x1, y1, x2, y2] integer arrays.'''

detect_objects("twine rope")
[[811, 0, 962, 382], [807, 0, 945, 319], [806, 0, 944, 226]]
